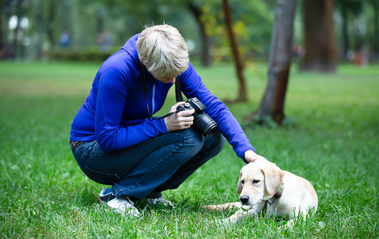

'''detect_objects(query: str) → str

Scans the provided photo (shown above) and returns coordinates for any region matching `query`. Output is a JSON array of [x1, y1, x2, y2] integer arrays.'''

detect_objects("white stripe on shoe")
[[107, 197, 140, 217]]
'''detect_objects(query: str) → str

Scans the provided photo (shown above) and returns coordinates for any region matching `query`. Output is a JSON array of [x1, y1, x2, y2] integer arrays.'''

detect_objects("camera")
[[177, 97, 218, 138]]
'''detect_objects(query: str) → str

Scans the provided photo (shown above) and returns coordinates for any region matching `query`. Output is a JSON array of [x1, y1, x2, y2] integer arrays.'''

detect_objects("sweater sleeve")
[[179, 63, 255, 162], [95, 66, 167, 152]]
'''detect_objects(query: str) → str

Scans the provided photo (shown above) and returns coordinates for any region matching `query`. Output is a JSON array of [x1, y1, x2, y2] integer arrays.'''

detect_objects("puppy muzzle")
[[240, 195, 262, 205], [240, 195, 249, 204]]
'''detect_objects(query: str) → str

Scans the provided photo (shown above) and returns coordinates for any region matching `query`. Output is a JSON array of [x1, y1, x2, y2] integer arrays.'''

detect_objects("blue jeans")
[[71, 128, 225, 200]]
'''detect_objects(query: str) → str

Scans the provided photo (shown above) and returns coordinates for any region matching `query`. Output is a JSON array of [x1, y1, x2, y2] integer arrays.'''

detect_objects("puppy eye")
[[252, 180, 260, 184], [241, 180, 245, 184]]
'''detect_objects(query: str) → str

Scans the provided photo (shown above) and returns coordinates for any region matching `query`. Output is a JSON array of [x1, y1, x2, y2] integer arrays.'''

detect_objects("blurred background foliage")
[[1, 0, 378, 65]]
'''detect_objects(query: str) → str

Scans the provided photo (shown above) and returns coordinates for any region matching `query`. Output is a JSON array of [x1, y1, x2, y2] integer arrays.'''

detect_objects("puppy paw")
[[278, 219, 294, 232]]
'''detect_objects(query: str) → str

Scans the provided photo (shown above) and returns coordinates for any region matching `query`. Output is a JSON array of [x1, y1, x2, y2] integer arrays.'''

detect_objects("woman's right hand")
[[164, 102, 195, 132]]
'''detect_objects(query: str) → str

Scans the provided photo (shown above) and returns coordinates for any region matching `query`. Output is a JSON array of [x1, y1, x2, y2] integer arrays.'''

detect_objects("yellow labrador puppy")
[[203, 158, 318, 226]]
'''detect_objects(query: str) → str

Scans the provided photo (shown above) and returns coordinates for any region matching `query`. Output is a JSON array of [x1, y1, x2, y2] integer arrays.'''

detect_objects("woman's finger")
[[177, 109, 195, 116], [169, 102, 185, 112]]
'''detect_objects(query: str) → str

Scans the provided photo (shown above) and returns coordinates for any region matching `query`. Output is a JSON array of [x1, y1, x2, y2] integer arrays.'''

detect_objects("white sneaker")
[[146, 196, 174, 207], [107, 197, 140, 217]]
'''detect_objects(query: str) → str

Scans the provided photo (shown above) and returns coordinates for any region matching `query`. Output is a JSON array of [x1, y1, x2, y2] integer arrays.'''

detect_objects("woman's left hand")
[[244, 150, 258, 162]]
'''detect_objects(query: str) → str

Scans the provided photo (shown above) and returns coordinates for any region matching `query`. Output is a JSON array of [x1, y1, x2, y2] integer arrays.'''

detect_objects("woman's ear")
[[261, 164, 284, 196]]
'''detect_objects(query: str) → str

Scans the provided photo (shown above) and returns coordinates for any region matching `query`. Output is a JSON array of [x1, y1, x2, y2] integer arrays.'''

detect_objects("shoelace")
[[123, 197, 135, 206]]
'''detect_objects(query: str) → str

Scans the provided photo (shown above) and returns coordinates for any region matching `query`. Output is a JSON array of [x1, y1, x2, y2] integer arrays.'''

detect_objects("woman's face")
[[151, 72, 176, 84]]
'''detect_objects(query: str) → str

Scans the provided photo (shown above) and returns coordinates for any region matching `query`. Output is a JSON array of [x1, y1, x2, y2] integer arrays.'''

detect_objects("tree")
[[373, 0, 379, 59], [339, 0, 350, 59], [222, 0, 247, 103], [0, 0, 6, 58], [299, 0, 337, 72], [191, 0, 275, 101], [12, 0, 24, 58], [1, 0, 277, 61], [0, 0, 13, 58], [36, 0, 44, 59], [46, 0, 57, 49], [336, 0, 364, 59], [188, 2, 213, 67], [244, 0, 297, 124]]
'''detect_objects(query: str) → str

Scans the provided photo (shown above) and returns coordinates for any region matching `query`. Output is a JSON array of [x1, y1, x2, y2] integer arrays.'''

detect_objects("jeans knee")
[[208, 131, 225, 155], [181, 128, 204, 153], [214, 131, 226, 152]]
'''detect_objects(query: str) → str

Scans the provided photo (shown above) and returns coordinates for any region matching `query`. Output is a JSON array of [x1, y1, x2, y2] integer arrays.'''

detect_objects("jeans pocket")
[[80, 141, 97, 157], [84, 166, 121, 185]]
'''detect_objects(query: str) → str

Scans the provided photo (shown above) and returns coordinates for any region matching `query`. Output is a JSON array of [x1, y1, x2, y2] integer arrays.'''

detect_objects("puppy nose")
[[240, 195, 249, 204]]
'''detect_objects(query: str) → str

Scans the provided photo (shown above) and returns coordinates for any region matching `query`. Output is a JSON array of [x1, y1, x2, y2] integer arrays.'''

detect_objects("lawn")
[[0, 61, 378, 238]]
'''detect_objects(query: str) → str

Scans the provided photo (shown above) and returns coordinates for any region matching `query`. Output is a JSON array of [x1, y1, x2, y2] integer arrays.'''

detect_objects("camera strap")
[[138, 58, 152, 117], [175, 75, 185, 103], [138, 58, 185, 120]]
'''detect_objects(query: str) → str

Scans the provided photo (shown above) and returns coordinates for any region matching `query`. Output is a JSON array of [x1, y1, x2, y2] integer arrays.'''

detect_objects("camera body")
[[177, 97, 218, 138]]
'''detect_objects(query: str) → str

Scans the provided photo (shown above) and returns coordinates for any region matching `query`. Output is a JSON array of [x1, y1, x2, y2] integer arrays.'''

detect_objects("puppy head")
[[236, 161, 284, 205]]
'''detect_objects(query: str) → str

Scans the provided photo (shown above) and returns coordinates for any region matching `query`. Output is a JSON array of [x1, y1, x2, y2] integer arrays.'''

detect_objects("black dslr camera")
[[177, 97, 218, 138]]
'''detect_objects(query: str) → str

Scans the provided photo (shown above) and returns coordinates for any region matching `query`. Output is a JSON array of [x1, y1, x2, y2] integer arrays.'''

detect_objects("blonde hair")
[[137, 24, 189, 78]]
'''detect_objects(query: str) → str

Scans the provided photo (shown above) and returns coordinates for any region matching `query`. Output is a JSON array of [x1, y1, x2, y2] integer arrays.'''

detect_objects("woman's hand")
[[164, 102, 195, 132], [244, 150, 269, 163]]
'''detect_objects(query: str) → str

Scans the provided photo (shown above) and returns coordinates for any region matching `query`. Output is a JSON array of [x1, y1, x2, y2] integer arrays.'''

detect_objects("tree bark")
[[0, 1, 5, 58], [36, 0, 44, 59], [46, 0, 56, 49], [341, 0, 349, 59], [12, 0, 24, 58], [61, 0, 73, 45], [244, 0, 297, 124], [373, 1, 379, 59], [1, 0, 12, 58], [222, 0, 247, 103], [188, 2, 212, 67], [299, 0, 337, 72]]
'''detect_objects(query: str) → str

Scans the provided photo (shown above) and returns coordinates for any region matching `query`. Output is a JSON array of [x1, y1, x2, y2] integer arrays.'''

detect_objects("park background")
[[0, 0, 378, 238]]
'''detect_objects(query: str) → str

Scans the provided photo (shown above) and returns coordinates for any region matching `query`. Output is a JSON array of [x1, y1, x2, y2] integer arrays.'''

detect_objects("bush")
[[47, 48, 120, 62]]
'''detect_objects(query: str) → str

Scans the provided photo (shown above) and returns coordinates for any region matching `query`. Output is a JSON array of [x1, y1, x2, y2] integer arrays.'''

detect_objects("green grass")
[[0, 61, 378, 238]]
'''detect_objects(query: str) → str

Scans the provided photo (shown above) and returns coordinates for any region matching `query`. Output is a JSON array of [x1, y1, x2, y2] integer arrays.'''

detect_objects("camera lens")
[[203, 121, 218, 138], [193, 113, 218, 138]]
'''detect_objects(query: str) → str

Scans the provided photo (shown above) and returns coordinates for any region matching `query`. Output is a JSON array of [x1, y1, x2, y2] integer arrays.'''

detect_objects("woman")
[[70, 24, 259, 216]]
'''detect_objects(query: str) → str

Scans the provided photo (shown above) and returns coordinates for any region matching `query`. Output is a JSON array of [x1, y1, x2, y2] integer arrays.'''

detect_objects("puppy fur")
[[203, 158, 318, 226]]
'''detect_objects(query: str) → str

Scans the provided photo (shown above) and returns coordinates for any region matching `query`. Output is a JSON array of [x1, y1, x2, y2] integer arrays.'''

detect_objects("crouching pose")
[[69, 24, 260, 216]]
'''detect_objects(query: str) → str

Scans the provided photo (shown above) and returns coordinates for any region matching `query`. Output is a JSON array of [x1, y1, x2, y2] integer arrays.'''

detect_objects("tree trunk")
[[299, 0, 337, 72], [12, 0, 24, 59], [61, 0, 73, 46], [0, 1, 5, 58], [188, 2, 212, 67], [1, 0, 12, 58], [36, 0, 44, 59], [244, 0, 297, 124], [46, 0, 56, 49], [373, 1, 379, 59], [222, 0, 247, 103], [341, 0, 349, 59], [96, 7, 105, 36]]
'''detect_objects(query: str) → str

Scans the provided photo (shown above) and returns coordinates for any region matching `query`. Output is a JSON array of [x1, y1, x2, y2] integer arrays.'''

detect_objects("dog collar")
[[267, 183, 284, 205]]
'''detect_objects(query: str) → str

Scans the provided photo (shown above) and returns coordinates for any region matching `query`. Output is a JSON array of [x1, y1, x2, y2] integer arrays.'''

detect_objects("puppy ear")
[[261, 164, 284, 196], [236, 168, 244, 194]]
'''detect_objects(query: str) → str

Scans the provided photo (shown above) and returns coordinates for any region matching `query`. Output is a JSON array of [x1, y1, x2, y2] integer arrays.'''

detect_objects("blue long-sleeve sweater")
[[70, 34, 255, 161]]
